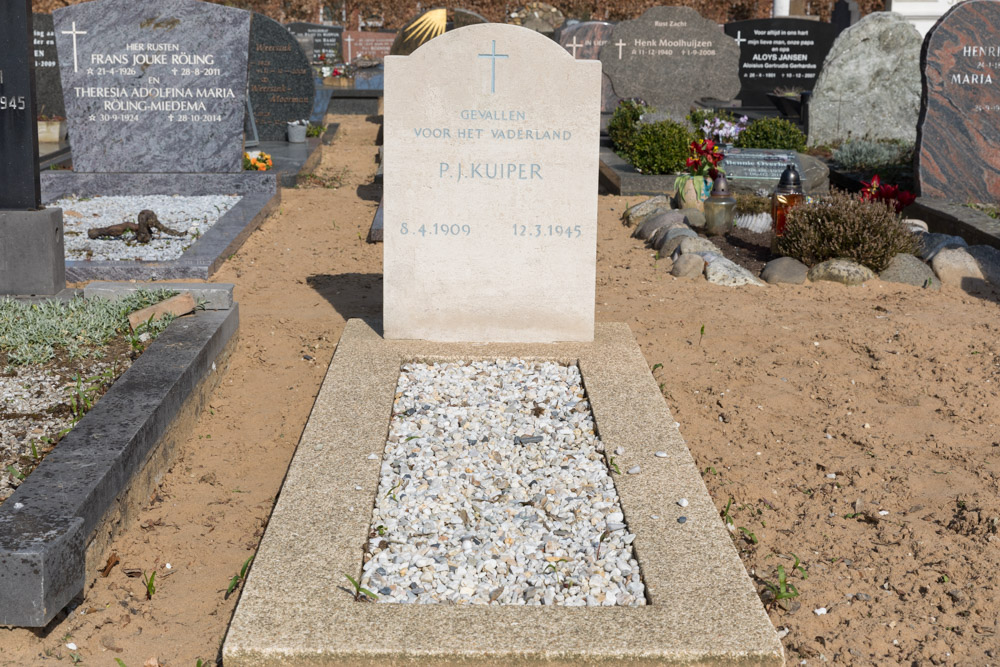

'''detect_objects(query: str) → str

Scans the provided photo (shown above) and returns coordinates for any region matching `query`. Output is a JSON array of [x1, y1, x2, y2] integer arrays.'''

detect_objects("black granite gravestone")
[[556, 21, 620, 113], [32, 14, 65, 119], [249, 13, 316, 141], [286, 22, 343, 64], [1, 0, 41, 209], [724, 18, 840, 107], [831, 0, 860, 32], [54, 0, 252, 173]]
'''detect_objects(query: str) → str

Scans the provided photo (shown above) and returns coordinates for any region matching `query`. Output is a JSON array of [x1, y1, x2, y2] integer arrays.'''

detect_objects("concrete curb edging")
[[84, 282, 235, 311], [224, 318, 783, 665], [0, 305, 239, 627]]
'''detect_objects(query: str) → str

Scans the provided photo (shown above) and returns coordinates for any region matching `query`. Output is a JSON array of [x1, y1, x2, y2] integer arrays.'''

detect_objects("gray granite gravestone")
[[32, 14, 65, 118], [286, 22, 343, 64], [808, 12, 922, 146], [53, 0, 250, 173], [723, 18, 840, 107], [600, 7, 740, 118], [249, 13, 316, 142], [0, 1, 65, 295], [917, 0, 1000, 201], [557, 21, 620, 113]]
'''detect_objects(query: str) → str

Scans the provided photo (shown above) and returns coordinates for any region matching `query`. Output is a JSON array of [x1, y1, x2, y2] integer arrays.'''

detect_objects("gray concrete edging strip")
[[224, 318, 783, 665], [0, 305, 239, 627]]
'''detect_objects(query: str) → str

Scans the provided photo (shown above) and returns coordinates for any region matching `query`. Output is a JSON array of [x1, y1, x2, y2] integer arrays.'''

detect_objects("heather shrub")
[[628, 120, 693, 175], [736, 193, 770, 215], [776, 190, 918, 272], [734, 116, 807, 152], [608, 99, 651, 158], [833, 140, 914, 172]]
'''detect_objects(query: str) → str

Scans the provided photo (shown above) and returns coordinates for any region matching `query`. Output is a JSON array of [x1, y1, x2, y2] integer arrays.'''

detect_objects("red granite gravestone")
[[917, 0, 1000, 201]]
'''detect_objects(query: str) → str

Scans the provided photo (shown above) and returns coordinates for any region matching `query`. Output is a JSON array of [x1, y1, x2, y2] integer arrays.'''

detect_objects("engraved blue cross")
[[478, 40, 508, 94]]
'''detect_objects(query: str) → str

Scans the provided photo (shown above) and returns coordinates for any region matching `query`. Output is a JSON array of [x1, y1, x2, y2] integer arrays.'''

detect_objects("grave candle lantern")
[[771, 164, 804, 238], [703, 174, 736, 236]]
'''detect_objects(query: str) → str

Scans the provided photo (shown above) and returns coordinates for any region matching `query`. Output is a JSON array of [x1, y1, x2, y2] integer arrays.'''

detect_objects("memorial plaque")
[[557, 21, 620, 112], [286, 22, 343, 64], [342, 30, 395, 62], [917, 0, 1000, 201], [1, 0, 41, 209], [53, 0, 250, 173], [249, 13, 316, 141], [384, 24, 601, 342], [723, 18, 840, 107], [600, 7, 740, 118], [32, 14, 65, 118], [720, 147, 802, 181]]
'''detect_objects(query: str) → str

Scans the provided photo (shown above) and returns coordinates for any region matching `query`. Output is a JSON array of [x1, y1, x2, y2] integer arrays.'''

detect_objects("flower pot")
[[287, 122, 307, 143], [675, 177, 711, 212], [37, 120, 67, 143]]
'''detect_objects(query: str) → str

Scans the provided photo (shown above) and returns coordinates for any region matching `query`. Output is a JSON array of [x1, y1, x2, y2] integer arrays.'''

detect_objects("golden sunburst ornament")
[[403, 8, 447, 45]]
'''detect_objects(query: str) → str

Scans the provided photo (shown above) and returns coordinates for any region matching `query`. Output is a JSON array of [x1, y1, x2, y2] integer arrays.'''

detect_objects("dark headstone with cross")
[[0, 0, 65, 295], [286, 22, 343, 64], [723, 18, 840, 107], [600, 7, 740, 118], [556, 21, 620, 112]]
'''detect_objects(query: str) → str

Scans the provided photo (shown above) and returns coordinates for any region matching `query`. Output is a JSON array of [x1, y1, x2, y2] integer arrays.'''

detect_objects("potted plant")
[[36, 114, 67, 143], [674, 139, 725, 211]]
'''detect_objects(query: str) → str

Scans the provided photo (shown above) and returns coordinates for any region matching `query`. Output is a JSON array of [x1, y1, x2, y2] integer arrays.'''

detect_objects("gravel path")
[[361, 359, 646, 606], [54, 194, 240, 261]]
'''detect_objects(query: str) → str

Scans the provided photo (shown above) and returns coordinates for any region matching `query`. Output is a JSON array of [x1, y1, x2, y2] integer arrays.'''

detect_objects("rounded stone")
[[879, 253, 939, 289], [680, 208, 706, 229], [761, 256, 809, 284], [807, 258, 875, 286], [919, 233, 967, 261], [677, 516, 688, 524], [704, 256, 766, 287], [623, 195, 673, 228], [966, 245, 1000, 286], [931, 247, 984, 286], [632, 210, 686, 241], [671, 253, 706, 278], [677, 236, 720, 256]]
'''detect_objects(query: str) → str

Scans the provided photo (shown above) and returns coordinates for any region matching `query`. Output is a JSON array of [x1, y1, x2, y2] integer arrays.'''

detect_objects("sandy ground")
[[2, 114, 999, 665]]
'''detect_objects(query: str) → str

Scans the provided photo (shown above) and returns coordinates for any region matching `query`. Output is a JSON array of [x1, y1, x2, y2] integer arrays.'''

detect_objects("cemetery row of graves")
[[1, 0, 1000, 664]]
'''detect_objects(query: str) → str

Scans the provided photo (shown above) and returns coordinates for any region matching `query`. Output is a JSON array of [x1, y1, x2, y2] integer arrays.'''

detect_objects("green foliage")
[[761, 565, 800, 604], [736, 193, 771, 215], [628, 120, 693, 175], [687, 107, 737, 132], [0, 290, 177, 365], [142, 571, 156, 599], [607, 99, 651, 157], [344, 573, 378, 601], [226, 555, 255, 598], [306, 122, 325, 138], [776, 190, 918, 272], [734, 116, 806, 152], [67, 368, 116, 425], [832, 140, 913, 172]]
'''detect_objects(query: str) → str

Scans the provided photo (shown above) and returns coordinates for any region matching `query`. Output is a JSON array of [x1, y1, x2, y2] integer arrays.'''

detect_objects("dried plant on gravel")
[[775, 190, 918, 273]]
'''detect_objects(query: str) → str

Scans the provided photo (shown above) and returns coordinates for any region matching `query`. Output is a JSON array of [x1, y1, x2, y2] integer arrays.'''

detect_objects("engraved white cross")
[[567, 36, 582, 57], [61, 21, 87, 73], [344, 34, 353, 62], [615, 39, 626, 59], [734, 30, 746, 46]]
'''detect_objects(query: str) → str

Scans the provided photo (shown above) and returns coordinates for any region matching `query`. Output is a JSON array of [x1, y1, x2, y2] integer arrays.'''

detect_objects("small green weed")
[[142, 571, 156, 599], [760, 565, 800, 606], [608, 456, 621, 475], [226, 555, 254, 598], [344, 573, 377, 601]]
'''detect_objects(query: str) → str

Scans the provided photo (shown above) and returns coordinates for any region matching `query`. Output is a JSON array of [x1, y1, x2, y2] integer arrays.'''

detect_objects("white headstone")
[[383, 24, 601, 342], [885, 0, 963, 35]]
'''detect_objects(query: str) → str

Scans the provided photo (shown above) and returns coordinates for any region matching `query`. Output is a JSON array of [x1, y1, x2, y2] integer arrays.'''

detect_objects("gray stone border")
[[40, 172, 279, 281], [83, 282, 234, 311], [0, 304, 239, 627], [223, 319, 783, 666]]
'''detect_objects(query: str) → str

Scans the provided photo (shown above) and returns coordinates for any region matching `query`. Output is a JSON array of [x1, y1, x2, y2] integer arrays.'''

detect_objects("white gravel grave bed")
[[54, 194, 241, 261], [361, 359, 646, 606]]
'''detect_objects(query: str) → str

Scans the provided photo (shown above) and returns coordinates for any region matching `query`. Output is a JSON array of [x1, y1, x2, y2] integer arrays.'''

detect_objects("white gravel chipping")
[[361, 359, 646, 606], [53, 194, 241, 261]]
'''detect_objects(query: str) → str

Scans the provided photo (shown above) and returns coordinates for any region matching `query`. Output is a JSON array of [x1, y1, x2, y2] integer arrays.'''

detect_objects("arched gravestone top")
[[53, 0, 250, 173], [556, 21, 620, 112], [248, 12, 315, 142], [917, 0, 1000, 201], [600, 6, 740, 118], [723, 18, 840, 108], [807, 12, 921, 146], [383, 23, 601, 342]]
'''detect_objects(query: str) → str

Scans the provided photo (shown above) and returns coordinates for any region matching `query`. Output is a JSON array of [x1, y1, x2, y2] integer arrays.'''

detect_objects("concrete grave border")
[[40, 172, 280, 281], [223, 318, 783, 665], [0, 293, 238, 627]]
